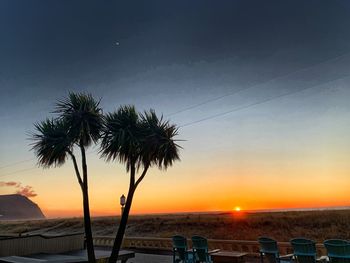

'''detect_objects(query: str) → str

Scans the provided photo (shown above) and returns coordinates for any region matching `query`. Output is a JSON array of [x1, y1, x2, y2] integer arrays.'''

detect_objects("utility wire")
[[180, 75, 348, 128], [0, 167, 38, 178], [166, 51, 350, 117], [0, 148, 100, 178], [0, 75, 345, 178], [0, 146, 100, 170], [0, 159, 35, 170], [1, 52, 350, 175]]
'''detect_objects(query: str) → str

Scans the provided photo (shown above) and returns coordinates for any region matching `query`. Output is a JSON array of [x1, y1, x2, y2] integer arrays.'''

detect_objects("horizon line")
[[43, 205, 350, 219]]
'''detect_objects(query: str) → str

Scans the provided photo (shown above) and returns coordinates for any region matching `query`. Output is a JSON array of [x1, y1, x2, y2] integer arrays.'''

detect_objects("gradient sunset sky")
[[1, 0, 350, 218]]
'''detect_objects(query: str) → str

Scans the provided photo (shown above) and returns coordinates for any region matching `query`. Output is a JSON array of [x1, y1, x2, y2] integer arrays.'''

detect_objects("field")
[[1, 209, 350, 242]]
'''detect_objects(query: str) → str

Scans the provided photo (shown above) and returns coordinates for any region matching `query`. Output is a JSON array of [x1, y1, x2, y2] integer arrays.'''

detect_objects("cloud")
[[0, 181, 37, 198], [16, 186, 37, 198], [0, 181, 21, 187]]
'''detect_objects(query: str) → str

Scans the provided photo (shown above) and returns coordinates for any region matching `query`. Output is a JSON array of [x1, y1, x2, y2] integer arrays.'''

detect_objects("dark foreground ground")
[[1, 209, 350, 242]]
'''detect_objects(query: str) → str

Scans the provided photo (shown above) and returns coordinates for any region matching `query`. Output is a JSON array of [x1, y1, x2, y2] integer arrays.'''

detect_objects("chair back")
[[258, 237, 280, 263], [192, 236, 211, 262], [291, 238, 317, 263], [324, 239, 350, 263], [172, 235, 188, 261]]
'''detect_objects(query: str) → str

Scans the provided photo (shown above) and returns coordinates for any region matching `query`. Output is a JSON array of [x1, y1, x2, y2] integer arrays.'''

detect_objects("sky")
[[0, 0, 350, 218]]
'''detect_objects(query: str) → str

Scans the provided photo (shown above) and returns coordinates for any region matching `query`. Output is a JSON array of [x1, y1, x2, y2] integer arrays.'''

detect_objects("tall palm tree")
[[31, 93, 103, 263], [100, 105, 181, 263]]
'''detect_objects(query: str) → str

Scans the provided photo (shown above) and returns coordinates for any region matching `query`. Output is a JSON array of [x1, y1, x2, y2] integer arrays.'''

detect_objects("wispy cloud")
[[0, 181, 21, 187], [16, 185, 37, 198], [0, 181, 37, 198]]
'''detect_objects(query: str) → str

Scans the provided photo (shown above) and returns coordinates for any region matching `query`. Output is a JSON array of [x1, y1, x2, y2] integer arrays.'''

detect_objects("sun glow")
[[234, 206, 241, 212]]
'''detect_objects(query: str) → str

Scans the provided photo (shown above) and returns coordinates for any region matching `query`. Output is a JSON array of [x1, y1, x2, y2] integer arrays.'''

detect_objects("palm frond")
[[30, 118, 72, 168], [140, 109, 181, 170], [100, 105, 143, 171], [54, 92, 103, 146], [100, 106, 181, 172]]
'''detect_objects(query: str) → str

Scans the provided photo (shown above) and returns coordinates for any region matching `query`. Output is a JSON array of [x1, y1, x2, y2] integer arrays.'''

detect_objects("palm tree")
[[31, 93, 103, 263], [100, 105, 181, 263]]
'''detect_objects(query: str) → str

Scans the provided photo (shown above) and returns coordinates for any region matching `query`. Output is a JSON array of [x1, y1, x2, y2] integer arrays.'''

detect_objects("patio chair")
[[324, 239, 350, 263], [258, 237, 293, 263], [172, 235, 194, 263], [192, 236, 219, 263], [291, 238, 322, 263]]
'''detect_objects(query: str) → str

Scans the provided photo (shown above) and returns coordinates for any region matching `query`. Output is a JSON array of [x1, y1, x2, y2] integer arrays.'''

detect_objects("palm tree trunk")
[[80, 144, 96, 263], [108, 186, 136, 263], [82, 187, 96, 263]]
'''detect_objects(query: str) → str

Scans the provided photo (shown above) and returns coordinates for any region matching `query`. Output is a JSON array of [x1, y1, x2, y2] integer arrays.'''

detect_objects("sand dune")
[[1, 209, 349, 241]]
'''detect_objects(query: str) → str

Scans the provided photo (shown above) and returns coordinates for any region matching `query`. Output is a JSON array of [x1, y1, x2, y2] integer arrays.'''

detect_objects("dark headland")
[[0, 194, 45, 220]]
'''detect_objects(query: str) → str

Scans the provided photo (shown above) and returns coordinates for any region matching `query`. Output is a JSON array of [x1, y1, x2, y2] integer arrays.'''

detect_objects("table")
[[211, 251, 247, 263], [0, 250, 135, 263]]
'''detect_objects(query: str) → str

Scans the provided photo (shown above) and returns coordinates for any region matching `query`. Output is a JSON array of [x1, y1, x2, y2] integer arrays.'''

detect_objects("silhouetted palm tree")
[[31, 93, 103, 263], [100, 105, 181, 263]]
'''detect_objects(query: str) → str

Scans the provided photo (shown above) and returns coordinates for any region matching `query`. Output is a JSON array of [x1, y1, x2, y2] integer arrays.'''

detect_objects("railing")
[[0, 234, 328, 257], [93, 236, 327, 256], [0, 233, 85, 257]]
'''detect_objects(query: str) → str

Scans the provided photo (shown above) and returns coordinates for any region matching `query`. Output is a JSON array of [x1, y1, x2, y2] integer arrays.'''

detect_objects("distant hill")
[[0, 194, 45, 220]]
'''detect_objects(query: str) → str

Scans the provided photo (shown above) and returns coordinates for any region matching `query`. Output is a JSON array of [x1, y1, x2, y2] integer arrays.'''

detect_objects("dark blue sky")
[[1, 0, 350, 153], [1, 0, 350, 106]]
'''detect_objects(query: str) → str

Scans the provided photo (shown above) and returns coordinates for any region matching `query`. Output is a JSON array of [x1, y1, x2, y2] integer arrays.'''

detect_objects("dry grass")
[[1, 209, 350, 242]]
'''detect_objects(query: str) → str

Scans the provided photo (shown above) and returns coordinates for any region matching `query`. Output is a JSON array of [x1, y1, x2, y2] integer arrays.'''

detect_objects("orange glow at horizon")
[[7, 163, 350, 218], [2, 130, 350, 219]]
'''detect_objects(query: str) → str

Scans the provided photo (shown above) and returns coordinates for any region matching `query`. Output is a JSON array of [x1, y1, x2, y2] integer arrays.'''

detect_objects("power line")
[[0, 148, 100, 178], [166, 51, 350, 117], [1, 75, 345, 178], [0, 167, 38, 178], [1, 52, 350, 174], [0, 146, 99, 171], [180, 75, 348, 128], [0, 106, 51, 121], [0, 158, 35, 170]]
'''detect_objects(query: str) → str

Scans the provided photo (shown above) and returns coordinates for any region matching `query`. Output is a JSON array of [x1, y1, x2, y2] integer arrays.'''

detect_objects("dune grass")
[[1, 209, 349, 242]]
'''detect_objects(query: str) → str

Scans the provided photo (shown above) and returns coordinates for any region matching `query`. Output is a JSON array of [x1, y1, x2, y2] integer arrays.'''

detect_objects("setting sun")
[[234, 207, 241, 212]]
